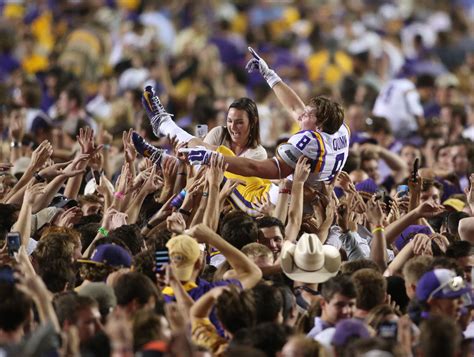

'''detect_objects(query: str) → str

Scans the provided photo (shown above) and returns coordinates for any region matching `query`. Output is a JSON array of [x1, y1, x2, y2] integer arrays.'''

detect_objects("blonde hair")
[[242, 243, 273, 260]]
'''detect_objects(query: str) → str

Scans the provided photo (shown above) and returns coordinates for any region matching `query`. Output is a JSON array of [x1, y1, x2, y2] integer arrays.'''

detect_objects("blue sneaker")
[[141, 86, 173, 137], [132, 132, 165, 167]]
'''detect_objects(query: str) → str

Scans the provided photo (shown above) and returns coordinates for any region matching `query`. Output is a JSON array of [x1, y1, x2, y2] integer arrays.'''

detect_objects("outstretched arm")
[[225, 156, 293, 180], [246, 47, 305, 121]]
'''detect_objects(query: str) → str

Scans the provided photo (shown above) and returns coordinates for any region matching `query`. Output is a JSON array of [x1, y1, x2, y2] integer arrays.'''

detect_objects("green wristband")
[[98, 227, 109, 237]]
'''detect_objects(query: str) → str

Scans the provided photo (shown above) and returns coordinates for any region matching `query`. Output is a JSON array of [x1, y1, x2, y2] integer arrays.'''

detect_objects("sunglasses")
[[428, 276, 465, 300]]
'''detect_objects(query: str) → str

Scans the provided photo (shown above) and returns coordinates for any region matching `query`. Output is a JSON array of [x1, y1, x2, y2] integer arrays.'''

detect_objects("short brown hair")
[[402, 256, 433, 285], [309, 96, 344, 134], [352, 268, 386, 311]]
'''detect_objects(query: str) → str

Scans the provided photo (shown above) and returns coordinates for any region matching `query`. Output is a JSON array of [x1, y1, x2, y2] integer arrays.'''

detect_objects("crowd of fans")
[[0, 0, 473, 356]]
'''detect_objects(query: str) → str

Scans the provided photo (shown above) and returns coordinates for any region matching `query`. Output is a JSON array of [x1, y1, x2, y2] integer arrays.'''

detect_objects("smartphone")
[[378, 320, 398, 339], [195, 124, 208, 139], [397, 185, 409, 197], [375, 189, 386, 202], [155, 248, 170, 273], [412, 157, 419, 182], [7, 232, 20, 257]]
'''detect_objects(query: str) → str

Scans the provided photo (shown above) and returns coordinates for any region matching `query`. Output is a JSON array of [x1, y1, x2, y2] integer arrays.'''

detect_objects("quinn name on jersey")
[[277, 124, 350, 186]]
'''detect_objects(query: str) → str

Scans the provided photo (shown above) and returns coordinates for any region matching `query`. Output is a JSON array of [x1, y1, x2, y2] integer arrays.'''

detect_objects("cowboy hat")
[[281, 233, 341, 284]]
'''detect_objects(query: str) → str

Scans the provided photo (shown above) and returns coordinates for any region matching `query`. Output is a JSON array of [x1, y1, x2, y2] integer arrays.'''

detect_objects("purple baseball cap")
[[78, 244, 132, 268], [416, 269, 470, 302], [394, 225, 432, 251], [331, 319, 370, 347]]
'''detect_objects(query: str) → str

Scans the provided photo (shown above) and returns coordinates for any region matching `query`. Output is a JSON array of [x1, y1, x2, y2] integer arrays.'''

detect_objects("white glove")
[[245, 47, 282, 88], [179, 146, 219, 166]]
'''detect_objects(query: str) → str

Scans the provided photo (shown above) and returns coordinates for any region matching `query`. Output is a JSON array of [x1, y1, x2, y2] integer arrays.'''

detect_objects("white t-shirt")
[[373, 79, 423, 137]]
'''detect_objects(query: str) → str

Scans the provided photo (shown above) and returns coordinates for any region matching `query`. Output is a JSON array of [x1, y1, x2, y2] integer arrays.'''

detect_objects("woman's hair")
[[223, 97, 261, 149]]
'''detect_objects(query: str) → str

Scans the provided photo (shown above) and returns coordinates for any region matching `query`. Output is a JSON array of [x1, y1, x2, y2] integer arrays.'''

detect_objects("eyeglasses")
[[428, 276, 465, 300]]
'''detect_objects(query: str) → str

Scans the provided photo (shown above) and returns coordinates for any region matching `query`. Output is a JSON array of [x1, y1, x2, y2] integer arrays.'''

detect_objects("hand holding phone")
[[7, 232, 20, 257], [397, 185, 409, 198]]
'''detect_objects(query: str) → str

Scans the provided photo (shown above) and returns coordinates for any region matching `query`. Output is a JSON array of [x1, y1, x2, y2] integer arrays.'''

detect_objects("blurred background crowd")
[[0, 0, 473, 357]]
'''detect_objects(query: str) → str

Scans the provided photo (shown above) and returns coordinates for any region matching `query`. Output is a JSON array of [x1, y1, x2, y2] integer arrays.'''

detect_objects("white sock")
[[158, 116, 195, 143]]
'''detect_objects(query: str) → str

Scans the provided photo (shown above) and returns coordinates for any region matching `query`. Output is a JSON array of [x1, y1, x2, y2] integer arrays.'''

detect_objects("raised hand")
[[142, 165, 163, 194], [77, 127, 102, 156], [414, 201, 446, 218], [245, 47, 282, 88], [57, 206, 83, 228], [293, 156, 311, 184], [103, 207, 128, 231], [166, 212, 187, 234], [30, 141, 54, 171], [220, 178, 245, 201], [123, 129, 137, 164], [24, 182, 46, 205], [208, 153, 227, 187], [9, 113, 24, 142], [179, 146, 216, 166], [252, 193, 273, 217], [366, 196, 385, 227]]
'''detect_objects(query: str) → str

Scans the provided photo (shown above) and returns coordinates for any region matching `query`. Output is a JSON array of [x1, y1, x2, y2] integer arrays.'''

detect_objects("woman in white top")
[[202, 97, 267, 160]]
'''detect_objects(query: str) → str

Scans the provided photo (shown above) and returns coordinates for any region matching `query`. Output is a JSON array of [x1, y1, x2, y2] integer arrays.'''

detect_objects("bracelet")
[[177, 172, 186, 176], [98, 227, 109, 237], [202, 192, 209, 197], [103, 144, 111, 150], [279, 189, 291, 194], [10, 141, 21, 148], [372, 226, 385, 234], [178, 208, 191, 216], [34, 172, 46, 183], [114, 191, 125, 200]]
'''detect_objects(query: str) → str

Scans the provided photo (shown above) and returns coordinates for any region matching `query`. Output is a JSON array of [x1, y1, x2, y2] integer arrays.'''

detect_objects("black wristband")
[[178, 208, 191, 216], [34, 172, 46, 182]]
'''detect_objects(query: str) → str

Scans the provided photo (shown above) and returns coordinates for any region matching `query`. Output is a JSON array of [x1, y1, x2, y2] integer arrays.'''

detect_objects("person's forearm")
[[5, 184, 28, 205], [205, 231, 262, 289], [272, 81, 306, 121], [273, 191, 290, 223], [190, 196, 207, 227], [370, 230, 388, 271], [10, 145, 22, 163], [385, 241, 414, 276], [102, 149, 112, 179], [225, 157, 280, 179], [379, 148, 408, 183], [158, 184, 173, 204], [385, 209, 420, 245], [203, 182, 219, 231], [190, 290, 217, 321], [4, 167, 35, 202], [83, 232, 103, 258], [13, 202, 32, 247], [169, 279, 194, 320], [285, 181, 304, 242], [32, 176, 67, 213], [64, 160, 88, 200], [34, 293, 61, 333], [125, 191, 149, 224]]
